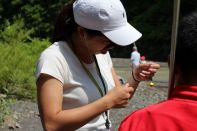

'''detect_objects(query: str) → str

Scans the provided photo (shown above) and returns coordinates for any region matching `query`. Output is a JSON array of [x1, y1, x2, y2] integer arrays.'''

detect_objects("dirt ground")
[[0, 58, 169, 131]]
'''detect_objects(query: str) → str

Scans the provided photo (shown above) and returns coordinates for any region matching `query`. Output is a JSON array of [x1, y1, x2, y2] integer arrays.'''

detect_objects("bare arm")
[[111, 62, 160, 94], [37, 74, 133, 131], [111, 67, 139, 95]]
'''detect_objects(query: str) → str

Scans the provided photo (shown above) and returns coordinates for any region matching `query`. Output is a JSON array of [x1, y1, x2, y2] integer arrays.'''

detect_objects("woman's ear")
[[77, 26, 86, 41]]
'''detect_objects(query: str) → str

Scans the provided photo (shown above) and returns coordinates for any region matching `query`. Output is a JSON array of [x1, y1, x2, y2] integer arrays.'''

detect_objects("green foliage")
[[0, 98, 14, 123], [0, 0, 71, 38], [0, 19, 34, 44], [111, 0, 197, 61], [111, 0, 173, 61], [0, 0, 197, 61], [0, 18, 49, 122], [0, 39, 50, 100], [132, 0, 172, 61]]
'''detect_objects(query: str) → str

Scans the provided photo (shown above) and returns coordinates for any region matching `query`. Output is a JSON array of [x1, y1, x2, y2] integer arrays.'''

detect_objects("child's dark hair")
[[176, 11, 197, 74]]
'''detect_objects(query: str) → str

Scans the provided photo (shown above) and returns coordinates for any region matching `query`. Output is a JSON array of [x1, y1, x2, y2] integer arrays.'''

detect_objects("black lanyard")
[[68, 41, 110, 129], [80, 58, 105, 96], [79, 55, 110, 129]]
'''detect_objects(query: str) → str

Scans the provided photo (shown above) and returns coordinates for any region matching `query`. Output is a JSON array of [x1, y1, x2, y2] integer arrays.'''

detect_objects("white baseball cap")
[[73, 0, 142, 46]]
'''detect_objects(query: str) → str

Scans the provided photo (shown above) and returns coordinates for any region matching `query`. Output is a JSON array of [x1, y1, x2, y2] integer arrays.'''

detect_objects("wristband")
[[132, 70, 140, 82]]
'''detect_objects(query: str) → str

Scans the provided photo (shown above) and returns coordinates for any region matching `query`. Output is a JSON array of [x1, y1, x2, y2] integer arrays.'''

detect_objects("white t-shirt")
[[130, 51, 140, 68], [36, 41, 115, 131]]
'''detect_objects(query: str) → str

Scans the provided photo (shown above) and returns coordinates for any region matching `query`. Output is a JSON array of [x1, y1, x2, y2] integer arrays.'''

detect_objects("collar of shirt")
[[170, 85, 197, 101]]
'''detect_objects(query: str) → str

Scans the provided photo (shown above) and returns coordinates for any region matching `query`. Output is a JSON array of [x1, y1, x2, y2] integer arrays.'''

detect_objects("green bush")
[[0, 98, 14, 123], [0, 39, 50, 100], [0, 18, 34, 44], [0, 18, 50, 123]]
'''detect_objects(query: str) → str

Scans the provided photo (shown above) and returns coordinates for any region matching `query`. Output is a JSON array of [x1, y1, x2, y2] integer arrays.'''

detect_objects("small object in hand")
[[149, 81, 155, 87], [118, 76, 125, 85]]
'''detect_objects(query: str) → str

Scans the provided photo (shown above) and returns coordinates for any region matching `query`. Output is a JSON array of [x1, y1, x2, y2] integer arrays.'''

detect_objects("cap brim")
[[102, 23, 142, 46]]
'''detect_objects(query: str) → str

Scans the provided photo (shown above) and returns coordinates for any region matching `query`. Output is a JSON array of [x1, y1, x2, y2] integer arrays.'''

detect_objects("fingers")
[[139, 74, 154, 80], [124, 84, 134, 94], [113, 96, 130, 108], [134, 62, 160, 81], [123, 84, 135, 101], [139, 62, 160, 68], [149, 62, 160, 69], [122, 83, 129, 88], [140, 71, 155, 77], [148, 68, 157, 73], [139, 70, 155, 80], [141, 70, 151, 75], [110, 84, 134, 108]]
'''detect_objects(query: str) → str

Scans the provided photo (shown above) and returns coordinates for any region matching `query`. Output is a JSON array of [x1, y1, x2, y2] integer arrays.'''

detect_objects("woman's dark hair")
[[176, 11, 197, 74], [52, 0, 104, 43], [52, 1, 76, 42]]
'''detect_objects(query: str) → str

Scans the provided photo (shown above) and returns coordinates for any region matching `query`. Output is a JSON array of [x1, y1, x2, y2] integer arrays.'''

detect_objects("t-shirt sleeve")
[[96, 51, 113, 68], [35, 51, 65, 83], [96, 52, 114, 87], [105, 51, 113, 68]]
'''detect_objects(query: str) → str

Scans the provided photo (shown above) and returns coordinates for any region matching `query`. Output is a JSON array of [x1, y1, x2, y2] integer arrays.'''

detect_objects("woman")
[[36, 0, 160, 130]]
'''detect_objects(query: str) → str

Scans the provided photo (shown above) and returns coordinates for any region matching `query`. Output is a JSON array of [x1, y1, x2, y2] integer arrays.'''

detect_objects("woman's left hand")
[[133, 62, 160, 82]]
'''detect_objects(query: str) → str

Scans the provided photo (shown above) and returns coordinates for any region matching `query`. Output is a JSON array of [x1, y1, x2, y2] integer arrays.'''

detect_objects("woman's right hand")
[[104, 83, 134, 109]]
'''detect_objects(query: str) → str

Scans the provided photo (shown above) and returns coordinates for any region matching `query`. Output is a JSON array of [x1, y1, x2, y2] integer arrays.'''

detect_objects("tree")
[[0, 0, 70, 38], [0, 0, 197, 61]]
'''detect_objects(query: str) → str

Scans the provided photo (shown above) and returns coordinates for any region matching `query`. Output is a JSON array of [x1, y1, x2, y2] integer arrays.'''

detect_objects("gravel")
[[0, 59, 169, 131]]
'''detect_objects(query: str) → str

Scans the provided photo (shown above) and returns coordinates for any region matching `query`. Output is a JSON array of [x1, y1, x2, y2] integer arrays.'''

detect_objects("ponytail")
[[52, 0, 77, 43]]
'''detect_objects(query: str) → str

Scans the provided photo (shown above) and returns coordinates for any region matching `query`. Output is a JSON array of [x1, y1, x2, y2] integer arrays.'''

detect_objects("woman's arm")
[[111, 62, 160, 95], [111, 68, 139, 97], [132, 63, 160, 82], [37, 74, 133, 131]]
